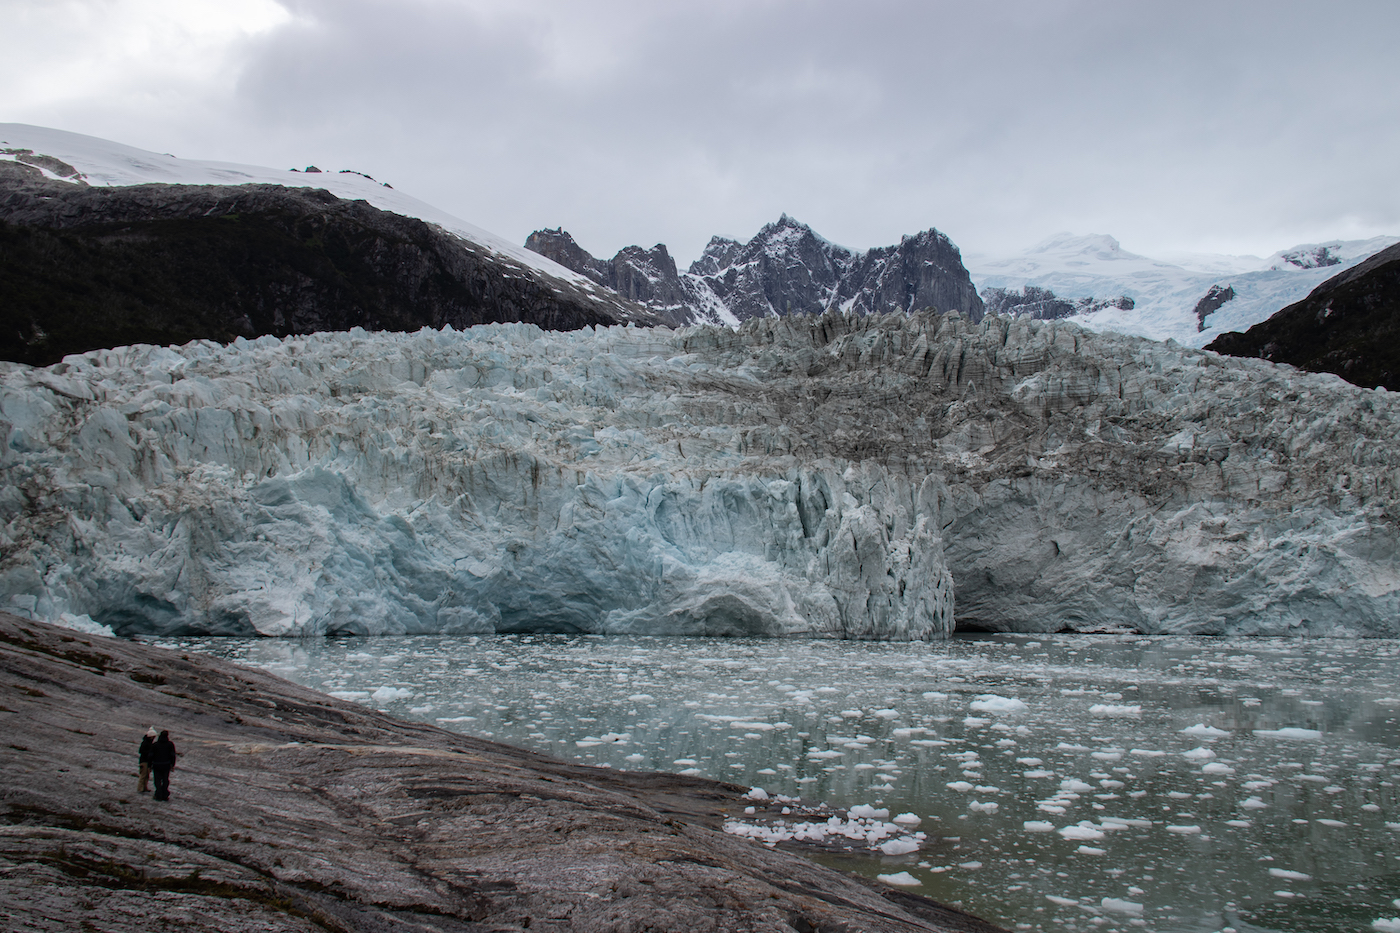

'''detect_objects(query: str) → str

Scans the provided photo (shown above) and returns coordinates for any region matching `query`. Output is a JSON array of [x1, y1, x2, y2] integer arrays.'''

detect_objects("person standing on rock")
[[149, 730, 178, 801], [136, 726, 157, 793]]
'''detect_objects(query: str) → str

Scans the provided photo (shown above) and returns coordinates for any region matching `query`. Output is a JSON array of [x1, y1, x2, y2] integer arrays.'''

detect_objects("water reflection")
[[160, 633, 1400, 933]]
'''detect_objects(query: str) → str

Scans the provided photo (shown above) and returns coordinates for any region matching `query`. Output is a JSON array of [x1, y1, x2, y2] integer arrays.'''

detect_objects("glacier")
[[3, 311, 1399, 638]]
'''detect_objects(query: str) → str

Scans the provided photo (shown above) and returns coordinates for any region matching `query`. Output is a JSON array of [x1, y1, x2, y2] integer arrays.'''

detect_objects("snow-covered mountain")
[[967, 232, 1400, 346], [0, 124, 646, 330], [4, 312, 1397, 639], [526, 214, 984, 327]]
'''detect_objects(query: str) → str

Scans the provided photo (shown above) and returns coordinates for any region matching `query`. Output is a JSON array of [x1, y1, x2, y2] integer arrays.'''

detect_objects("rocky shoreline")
[[0, 611, 1005, 932]]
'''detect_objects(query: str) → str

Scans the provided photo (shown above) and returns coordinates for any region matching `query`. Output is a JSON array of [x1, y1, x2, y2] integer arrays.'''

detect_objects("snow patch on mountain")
[[0, 123, 598, 293], [968, 232, 1400, 347]]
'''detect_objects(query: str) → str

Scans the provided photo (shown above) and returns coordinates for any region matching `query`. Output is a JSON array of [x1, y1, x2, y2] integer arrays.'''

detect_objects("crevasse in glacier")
[[3, 309, 1399, 638], [0, 322, 953, 638]]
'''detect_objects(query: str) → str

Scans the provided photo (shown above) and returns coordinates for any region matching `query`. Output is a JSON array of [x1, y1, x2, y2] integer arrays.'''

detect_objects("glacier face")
[[3, 311, 1399, 638], [0, 324, 952, 639]]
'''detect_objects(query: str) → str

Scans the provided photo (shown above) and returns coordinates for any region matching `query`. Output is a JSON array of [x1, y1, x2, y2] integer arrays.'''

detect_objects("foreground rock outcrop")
[[1207, 241, 1400, 390], [3, 310, 1398, 637], [0, 611, 1002, 932], [0, 161, 653, 366]]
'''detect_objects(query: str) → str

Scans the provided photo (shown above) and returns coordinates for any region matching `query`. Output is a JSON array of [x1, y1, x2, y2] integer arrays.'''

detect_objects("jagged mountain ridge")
[[526, 214, 985, 327]]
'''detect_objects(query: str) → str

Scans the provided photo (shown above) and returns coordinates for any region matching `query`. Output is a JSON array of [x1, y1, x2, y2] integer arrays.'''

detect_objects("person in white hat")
[[137, 726, 157, 793]]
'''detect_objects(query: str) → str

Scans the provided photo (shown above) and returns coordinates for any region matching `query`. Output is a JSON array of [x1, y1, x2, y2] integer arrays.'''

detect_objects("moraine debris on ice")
[[2, 309, 1399, 637]]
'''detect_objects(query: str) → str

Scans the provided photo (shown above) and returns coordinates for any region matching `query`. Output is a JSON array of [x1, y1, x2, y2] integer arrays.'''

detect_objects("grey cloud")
[[21, 0, 1400, 262]]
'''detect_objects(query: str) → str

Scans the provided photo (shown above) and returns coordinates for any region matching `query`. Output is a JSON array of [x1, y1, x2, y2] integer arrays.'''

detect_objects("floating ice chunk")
[[1316, 818, 1348, 827], [1091, 750, 1123, 761], [877, 871, 921, 886], [1241, 796, 1267, 809], [945, 781, 975, 792], [807, 749, 844, 759], [873, 708, 901, 720], [1046, 895, 1079, 907], [879, 837, 921, 855], [1166, 825, 1202, 834], [745, 787, 770, 801], [893, 812, 922, 826], [625, 753, 645, 763], [963, 716, 990, 727], [1057, 743, 1091, 752], [1254, 727, 1323, 740], [1061, 779, 1094, 793], [1077, 845, 1105, 855], [1016, 757, 1044, 766], [1373, 919, 1400, 933], [1059, 822, 1106, 841], [849, 804, 890, 820], [1023, 821, 1057, 832], [678, 768, 704, 776], [328, 690, 370, 700], [1023, 769, 1056, 779], [1089, 704, 1141, 717], [1130, 748, 1166, 757], [1182, 746, 1216, 760], [922, 691, 948, 700], [1182, 723, 1230, 738], [1202, 762, 1235, 775], [1225, 819, 1252, 827], [1363, 804, 1382, 812], [371, 686, 413, 701], [1269, 868, 1312, 881], [627, 693, 654, 701], [968, 801, 999, 814], [958, 861, 982, 869], [673, 758, 698, 766], [970, 695, 1027, 713], [1101, 898, 1144, 915]]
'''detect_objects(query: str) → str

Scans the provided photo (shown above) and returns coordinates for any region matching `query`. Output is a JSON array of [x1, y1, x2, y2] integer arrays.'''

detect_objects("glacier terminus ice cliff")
[[3, 310, 1399, 638]]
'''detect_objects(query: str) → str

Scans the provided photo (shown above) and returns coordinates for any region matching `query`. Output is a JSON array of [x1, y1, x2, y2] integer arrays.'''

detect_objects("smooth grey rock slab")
[[0, 611, 1004, 933]]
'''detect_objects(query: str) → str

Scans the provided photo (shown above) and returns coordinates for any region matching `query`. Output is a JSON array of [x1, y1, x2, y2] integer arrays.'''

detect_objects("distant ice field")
[[161, 632, 1400, 933]]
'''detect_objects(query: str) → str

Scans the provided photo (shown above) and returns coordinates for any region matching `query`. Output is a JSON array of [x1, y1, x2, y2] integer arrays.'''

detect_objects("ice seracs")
[[3, 309, 1399, 637]]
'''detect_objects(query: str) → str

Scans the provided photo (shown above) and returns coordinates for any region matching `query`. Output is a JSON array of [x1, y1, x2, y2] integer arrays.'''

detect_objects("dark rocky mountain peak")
[[1276, 245, 1342, 270], [529, 214, 984, 326], [1193, 284, 1236, 332], [688, 235, 745, 276]]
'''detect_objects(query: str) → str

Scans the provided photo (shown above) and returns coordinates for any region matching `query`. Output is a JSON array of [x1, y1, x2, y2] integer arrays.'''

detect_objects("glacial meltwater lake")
[[158, 633, 1400, 933]]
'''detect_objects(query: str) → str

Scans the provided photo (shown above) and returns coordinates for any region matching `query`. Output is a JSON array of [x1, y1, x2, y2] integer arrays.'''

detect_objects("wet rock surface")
[[0, 611, 1005, 933]]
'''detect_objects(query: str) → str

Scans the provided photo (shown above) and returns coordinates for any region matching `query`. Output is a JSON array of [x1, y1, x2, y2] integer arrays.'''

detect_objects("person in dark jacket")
[[149, 730, 178, 801], [137, 726, 157, 793]]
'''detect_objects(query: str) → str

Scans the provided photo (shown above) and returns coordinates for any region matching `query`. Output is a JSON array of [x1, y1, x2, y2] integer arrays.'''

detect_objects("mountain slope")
[[527, 214, 984, 326], [0, 125, 651, 364], [967, 232, 1400, 346], [1206, 241, 1400, 390]]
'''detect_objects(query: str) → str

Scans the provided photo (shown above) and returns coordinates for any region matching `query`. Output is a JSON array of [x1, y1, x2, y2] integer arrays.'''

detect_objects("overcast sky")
[[4, 0, 1398, 264]]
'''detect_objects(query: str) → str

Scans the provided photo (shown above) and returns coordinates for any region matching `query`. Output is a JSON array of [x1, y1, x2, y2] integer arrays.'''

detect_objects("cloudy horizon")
[[4, 0, 1398, 266]]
